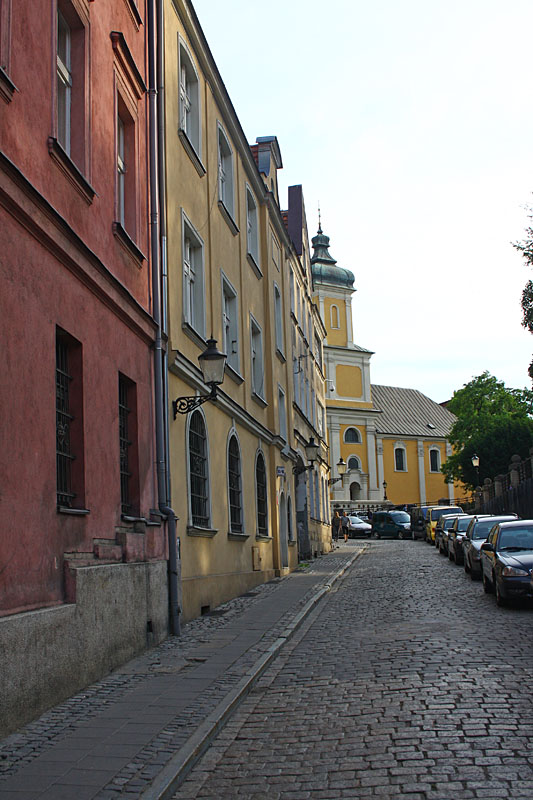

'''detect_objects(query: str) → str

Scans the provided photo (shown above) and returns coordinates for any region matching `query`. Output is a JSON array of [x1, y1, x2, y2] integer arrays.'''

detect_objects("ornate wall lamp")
[[383, 480, 388, 501], [293, 436, 320, 475], [328, 457, 347, 486], [172, 338, 227, 418], [471, 453, 480, 485]]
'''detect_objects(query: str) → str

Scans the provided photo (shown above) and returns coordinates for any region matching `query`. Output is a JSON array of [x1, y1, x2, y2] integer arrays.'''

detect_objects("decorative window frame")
[[255, 448, 270, 540], [221, 272, 240, 378], [226, 428, 247, 539], [186, 407, 216, 536], [250, 314, 266, 404], [182, 211, 206, 339], [394, 442, 408, 472], [344, 426, 362, 444], [429, 447, 441, 473], [178, 36, 204, 175], [347, 454, 361, 471], [217, 122, 236, 226]]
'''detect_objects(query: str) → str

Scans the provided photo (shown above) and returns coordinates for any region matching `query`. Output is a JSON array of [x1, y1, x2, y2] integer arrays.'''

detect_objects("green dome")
[[311, 225, 354, 288]]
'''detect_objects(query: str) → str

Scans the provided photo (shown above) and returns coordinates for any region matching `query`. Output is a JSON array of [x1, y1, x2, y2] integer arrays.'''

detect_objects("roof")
[[370, 384, 456, 438]]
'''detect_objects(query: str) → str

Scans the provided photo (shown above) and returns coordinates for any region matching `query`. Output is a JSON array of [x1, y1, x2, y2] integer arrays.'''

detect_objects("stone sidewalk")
[[0, 543, 366, 800]]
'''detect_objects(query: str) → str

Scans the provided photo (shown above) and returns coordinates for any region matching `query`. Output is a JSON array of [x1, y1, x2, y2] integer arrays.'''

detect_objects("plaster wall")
[[0, 561, 168, 738]]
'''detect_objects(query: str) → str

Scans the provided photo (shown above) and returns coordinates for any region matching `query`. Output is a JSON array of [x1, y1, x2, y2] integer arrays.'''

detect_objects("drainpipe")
[[147, 0, 180, 635]]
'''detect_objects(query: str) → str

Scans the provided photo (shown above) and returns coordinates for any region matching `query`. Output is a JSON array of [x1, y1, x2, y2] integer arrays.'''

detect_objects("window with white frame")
[[246, 188, 259, 267], [178, 40, 200, 156], [289, 269, 294, 313], [429, 448, 441, 472], [314, 333, 322, 370], [182, 215, 204, 336], [222, 275, 239, 372], [57, 10, 72, 154], [274, 283, 284, 355], [293, 356, 300, 406], [317, 402, 325, 437], [271, 233, 280, 271], [311, 387, 316, 429], [250, 315, 264, 399], [395, 447, 407, 472], [344, 427, 361, 444], [348, 455, 361, 470], [217, 124, 234, 218], [278, 386, 287, 441]]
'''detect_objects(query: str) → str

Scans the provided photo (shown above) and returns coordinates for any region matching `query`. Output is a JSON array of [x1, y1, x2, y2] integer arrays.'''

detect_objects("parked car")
[[447, 515, 484, 564], [480, 520, 533, 606], [425, 505, 464, 543], [435, 514, 468, 554], [463, 514, 518, 580], [347, 515, 372, 538], [371, 510, 411, 539], [410, 505, 435, 540]]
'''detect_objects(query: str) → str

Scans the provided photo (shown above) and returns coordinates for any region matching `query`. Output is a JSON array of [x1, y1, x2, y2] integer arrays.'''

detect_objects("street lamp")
[[328, 457, 347, 486], [383, 480, 388, 501], [172, 338, 227, 418], [293, 436, 320, 475], [471, 453, 480, 485]]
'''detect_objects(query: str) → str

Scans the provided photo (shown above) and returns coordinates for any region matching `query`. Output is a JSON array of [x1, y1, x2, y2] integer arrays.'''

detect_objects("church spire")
[[311, 218, 354, 288]]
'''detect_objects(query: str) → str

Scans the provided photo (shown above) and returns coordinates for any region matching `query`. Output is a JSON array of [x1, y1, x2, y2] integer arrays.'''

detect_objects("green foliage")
[[442, 372, 533, 488], [513, 207, 533, 377]]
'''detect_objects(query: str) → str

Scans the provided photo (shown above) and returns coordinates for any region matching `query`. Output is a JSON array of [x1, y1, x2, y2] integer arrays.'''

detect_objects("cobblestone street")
[[176, 539, 533, 800]]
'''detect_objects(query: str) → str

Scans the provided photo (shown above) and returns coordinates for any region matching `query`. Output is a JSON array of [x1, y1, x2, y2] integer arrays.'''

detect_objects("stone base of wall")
[[0, 560, 168, 738], [181, 568, 277, 623]]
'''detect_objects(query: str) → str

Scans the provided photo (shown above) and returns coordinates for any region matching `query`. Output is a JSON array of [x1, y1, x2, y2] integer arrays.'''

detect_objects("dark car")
[[463, 514, 518, 580], [447, 515, 488, 564], [371, 510, 411, 539], [435, 513, 468, 554], [409, 505, 434, 540], [480, 520, 533, 606]]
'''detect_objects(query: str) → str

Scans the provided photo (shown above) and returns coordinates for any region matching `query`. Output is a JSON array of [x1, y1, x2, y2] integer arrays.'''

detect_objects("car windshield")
[[456, 517, 472, 531], [390, 512, 410, 522], [472, 520, 496, 539], [443, 518, 458, 530], [432, 507, 462, 521], [498, 527, 533, 551], [349, 516, 363, 523]]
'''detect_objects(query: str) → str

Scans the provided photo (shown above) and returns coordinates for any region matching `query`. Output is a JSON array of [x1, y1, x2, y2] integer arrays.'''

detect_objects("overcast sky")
[[192, 0, 533, 403]]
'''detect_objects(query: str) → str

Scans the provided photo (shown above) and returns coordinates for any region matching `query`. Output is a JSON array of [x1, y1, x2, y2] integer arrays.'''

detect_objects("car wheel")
[[470, 566, 480, 582], [448, 547, 455, 562], [495, 581, 507, 607], [464, 557, 470, 574], [482, 570, 493, 594]]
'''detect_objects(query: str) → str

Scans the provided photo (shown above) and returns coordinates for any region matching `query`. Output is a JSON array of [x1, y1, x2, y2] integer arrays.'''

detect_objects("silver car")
[[463, 514, 518, 580]]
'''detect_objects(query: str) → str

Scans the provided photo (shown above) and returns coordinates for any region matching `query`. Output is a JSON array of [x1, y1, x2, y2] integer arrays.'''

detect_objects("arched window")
[[429, 448, 441, 472], [189, 410, 209, 527], [350, 481, 361, 501], [348, 455, 360, 471], [228, 434, 242, 533], [255, 452, 268, 536], [395, 447, 406, 472], [344, 427, 361, 444], [287, 496, 293, 540], [330, 304, 340, 329]]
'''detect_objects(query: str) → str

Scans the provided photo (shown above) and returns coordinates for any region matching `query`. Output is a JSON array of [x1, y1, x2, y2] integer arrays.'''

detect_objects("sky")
[[192, 0, 533, 403]]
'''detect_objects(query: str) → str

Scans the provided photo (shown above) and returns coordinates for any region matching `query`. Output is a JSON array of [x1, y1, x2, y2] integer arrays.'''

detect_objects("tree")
[[513, 207, 533, 379], [442, 372, 533, 488]]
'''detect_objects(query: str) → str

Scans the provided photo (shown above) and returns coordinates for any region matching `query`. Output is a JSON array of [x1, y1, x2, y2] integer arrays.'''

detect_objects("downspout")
[[148, 0, 180, 635]]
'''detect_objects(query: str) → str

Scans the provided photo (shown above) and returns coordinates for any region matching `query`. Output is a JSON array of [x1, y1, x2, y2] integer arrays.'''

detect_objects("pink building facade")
[[0, 0, 169, 735]]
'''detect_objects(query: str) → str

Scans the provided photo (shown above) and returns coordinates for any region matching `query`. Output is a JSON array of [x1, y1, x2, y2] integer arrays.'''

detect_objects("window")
[[183, 215, 205, 336], [274, 283, 284, 355], [287, 496, 293, 540], [217, 124, 234, 218], [344, 427, 361, 444], [395, 447, 407, 472], [256, 452, 268, 536], [278, 386, 287, 441], [189, 410, 209, 527], [314, 333, 323, 371], [118, 374, 139, 515], [317, 402, 325, 437], [430, 448, 441, 472], [271, 233, 280, 272], [178, 40, 200, 156], [56, 328, 84, 508], [222, 275, 239, 373], [250, 315, 264, 399], [0, 0, 12, 88], [55, 3, 86, 170], [314, 470, 320, 519], [293, 357, 300, 406], [56, 11, 72, 153], [348, 456, 360, 470], [289, 269, 295, 313], [309, 467, 315, 517], [246, 188, 259, 269], [228, 434, 243, 533], [116, 99, 136, 237], [331, 304, 340, 329]]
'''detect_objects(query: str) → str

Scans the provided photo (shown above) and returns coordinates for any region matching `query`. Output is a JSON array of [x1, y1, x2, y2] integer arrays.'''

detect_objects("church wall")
[[336, 365, 363, 398], [382, 438, 421, 505], [324, 297, 347, 346]]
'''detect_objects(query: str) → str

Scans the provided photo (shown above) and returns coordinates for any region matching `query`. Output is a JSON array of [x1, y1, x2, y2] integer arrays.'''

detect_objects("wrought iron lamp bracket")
[[172, 385, 218, 418]]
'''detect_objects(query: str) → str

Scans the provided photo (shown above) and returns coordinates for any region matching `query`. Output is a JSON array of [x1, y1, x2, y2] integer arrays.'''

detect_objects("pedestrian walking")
[[332, 511, 341, 544], [341, 511, 350, 543]]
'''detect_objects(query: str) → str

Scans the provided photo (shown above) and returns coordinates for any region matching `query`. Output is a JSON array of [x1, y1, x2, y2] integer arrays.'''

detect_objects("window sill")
[[112, 222, 146, 267], [182, 321, 206, 350], [225, 363, 244, 385], [228, 531, 250, 541], [255, 534, 272, 542], [187, 525, 218, 538], [218, 200, 239, 235], [251, 391, 267, 408], [178, 129, 206, 177], [57, 506, 90, 516], [0, 67, 17, 104], [275, 348, 286, 363], [122, 0, 142, 27], [48, 137, 96, 204], [247, 252, 262, 279]]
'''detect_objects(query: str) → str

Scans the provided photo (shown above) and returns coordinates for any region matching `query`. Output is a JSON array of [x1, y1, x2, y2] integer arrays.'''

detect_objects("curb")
[[140, 547, 367, 800]]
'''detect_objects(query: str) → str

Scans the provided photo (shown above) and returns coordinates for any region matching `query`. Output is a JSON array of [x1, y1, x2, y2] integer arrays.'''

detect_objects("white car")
[[347, 515, 372, 538]]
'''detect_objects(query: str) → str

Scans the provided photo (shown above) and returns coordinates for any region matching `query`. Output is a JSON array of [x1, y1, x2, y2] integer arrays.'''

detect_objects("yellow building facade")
[[310, 224, 458, 510], [163, 1, 330, 621]]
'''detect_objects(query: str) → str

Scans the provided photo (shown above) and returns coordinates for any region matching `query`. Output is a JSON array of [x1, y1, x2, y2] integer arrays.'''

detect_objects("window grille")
[[256, 453, 267, 536], [119, 375, 132, 514], [189, 411, 209, 527], [56, 334, 75, 506], [228, 436, 243, 533]]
